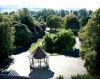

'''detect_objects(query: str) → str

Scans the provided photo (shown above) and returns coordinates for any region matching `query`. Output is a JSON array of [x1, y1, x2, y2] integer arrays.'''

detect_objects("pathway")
[[8, 37, 87, 79]]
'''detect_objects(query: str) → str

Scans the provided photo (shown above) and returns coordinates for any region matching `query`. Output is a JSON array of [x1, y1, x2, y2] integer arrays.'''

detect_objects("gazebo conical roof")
[[29, 46, 48, 59]]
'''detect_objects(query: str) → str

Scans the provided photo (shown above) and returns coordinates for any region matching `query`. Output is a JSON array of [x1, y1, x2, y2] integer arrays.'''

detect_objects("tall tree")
[[0, 22, 14, 62], [59, 9, 65, 17], [18, 8, 34, 32], [78, 8, 87, 18], [12, 21, 32, 47], [79, 8, 100, 76], [64, 14, 80, 32], [46, 15, 61, 31]]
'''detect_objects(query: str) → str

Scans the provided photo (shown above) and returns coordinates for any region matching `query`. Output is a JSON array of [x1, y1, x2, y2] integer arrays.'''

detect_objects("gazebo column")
[[38, 59, 39, 68], [29, 58, 31, 68], [32, 58, 34, 68], [47, 57, 49, 66], [40, 59, 41, 68], [46, 57, 47, 66], [46, 57, 49, 68], [44, 58, 45, 63]]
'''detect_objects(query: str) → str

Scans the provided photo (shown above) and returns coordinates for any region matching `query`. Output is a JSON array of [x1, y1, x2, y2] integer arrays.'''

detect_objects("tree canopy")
[[79, 8, 100, 75], [43, 30, 75, 54], [64, 14, 80, 31], [0, 22, 14, 62], [46, 15, 62, 31]]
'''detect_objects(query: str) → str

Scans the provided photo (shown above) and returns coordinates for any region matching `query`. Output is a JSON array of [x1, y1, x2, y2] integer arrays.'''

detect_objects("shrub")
[[71, 74, 98, 79], [57, 75, 64, 79], [43, 30, 75, 54]]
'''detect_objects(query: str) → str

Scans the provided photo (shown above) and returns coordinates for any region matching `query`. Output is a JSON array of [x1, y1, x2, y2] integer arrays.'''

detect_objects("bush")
[[71, 74, 98, 79], [57, 75, 64, 79], [43, 34, 55, 53], [55, 30, 76, 54], [43, 30, 75, 54]]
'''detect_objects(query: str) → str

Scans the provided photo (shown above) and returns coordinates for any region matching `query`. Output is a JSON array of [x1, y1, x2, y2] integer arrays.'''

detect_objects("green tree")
[[78, 8, 87, 18], [0, 14, 3, 22], [59, 9, 65, 17], [0, 22, 14, 62], [73, 10, 78, 17], [57, 75, 64, 79], [78, 8, 92, 27], [11, 13, 21, 22], [12, 21, 32, 47], [43, 30, 75, 54], [43, 34, 54, 53], [55, 30, 76, 54], [35, 9, 55, 22], [64, 14, 80, 30], [71, 74, 96, 79], [79, 8, 100, 75], [64, 14, 80, 35], [46, 15, 62, 31], [18, 8, 34, 31]]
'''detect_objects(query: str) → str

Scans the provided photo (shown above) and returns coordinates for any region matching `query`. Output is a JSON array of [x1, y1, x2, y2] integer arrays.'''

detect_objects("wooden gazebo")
[[28, 46, 49, 70]]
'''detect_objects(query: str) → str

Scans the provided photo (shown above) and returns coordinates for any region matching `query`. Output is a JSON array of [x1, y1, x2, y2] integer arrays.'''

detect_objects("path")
[[8, 53, 87, 79], [75, 37, 81, 49], [8, 37, 87, 79]]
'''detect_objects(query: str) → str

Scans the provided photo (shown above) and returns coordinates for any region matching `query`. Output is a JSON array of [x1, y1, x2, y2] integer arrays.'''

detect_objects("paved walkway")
[[8, 37, 87, 79], [9, 52, 87, 79]]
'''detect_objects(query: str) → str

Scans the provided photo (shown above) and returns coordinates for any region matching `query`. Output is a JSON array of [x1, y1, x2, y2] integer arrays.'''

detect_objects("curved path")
[[8, 37, 87, 79]]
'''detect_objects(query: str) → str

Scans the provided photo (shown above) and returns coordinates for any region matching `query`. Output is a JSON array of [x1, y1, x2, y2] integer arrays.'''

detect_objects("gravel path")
[[8, 37, 87, 79], [9, 53, 87, 79]]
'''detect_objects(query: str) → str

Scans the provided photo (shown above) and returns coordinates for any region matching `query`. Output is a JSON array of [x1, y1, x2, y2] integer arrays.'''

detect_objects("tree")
[[12, 21, 32, 47], [43, 34, 54, 53], [79, 8, 100, 75], [11, 13, 21, 22], [18, 8, 35, 32], [0, 22, 14, 62], [55, 30, 76, 54], [64, 14, 80, 35], [46, 15, 62, 31], [57, 75, 64, 79], [35, 9, 55, 22], [59, 9, 65, 17], [78, 8, 87, 18], [78, 8, 92, 27], [43, 30, 75, 54], [36, 25, 45, 38], [64, 14, 80, 30], [0, 14, 3, 22], [39, 22, 46, 31], [71, 74, 96, 79], [73, 10, 78, 17]]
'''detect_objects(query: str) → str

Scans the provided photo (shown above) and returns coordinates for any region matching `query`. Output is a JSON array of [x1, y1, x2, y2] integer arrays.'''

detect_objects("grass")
[[28, 38, 44, 53], [50, 53, 59, 56], [28, 38, 59, 56], [28, 28, 66, 54]]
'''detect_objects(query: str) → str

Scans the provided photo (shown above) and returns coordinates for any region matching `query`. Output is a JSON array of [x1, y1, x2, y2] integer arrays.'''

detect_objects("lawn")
[[28, 28, 72, 54], [28, 38, 44, 53]]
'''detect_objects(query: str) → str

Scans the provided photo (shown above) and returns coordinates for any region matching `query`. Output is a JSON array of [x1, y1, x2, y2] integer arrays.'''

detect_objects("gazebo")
[[28, 46, 49, 70]]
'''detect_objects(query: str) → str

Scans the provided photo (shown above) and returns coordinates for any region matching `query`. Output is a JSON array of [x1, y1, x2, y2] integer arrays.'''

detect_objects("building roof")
[[8, 70, 20, 76], [0, 74, 31, 79], [0, 70, 31, 79], [29, 46, 48, 59]]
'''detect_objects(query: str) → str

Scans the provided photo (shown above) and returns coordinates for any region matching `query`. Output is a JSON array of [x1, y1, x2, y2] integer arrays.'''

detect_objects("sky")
[[0, 0, 100, 10]]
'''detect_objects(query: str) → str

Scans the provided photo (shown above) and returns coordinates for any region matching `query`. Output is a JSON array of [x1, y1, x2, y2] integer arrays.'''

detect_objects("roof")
[[29, 46, 48, 59], [0, 74, 31, 79], [8, 70, 20, 76]]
